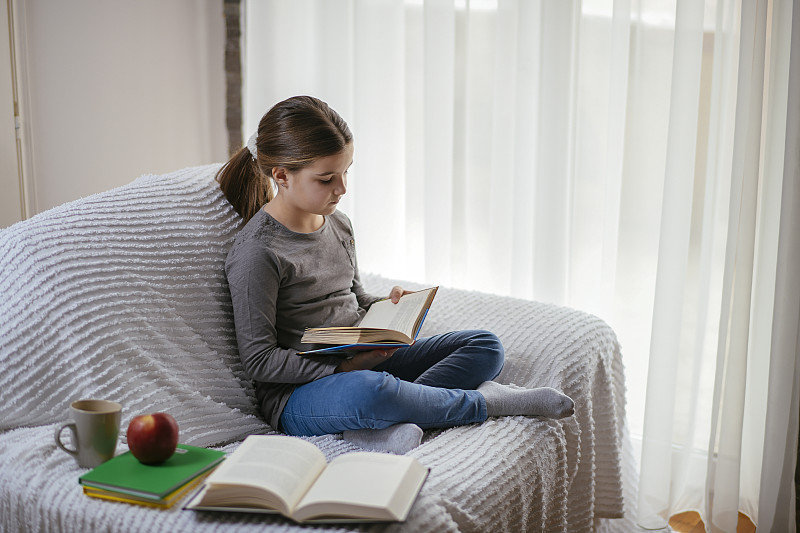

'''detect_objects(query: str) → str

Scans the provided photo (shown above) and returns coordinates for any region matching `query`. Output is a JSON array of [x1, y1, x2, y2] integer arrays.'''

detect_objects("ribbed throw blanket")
[[0, 165, 635, 532]]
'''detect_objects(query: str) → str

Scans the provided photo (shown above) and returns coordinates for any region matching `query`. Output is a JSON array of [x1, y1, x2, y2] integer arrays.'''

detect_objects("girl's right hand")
[[334, 348, 398, 373]]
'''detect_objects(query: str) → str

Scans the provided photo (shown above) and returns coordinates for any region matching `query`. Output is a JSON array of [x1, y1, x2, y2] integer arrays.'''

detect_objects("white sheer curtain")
[[242, 0, 798, 530], [636, 0, 798, 530]]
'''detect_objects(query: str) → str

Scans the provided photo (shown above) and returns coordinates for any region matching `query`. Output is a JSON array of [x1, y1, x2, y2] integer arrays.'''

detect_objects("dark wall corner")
[[223, 0, 242, 157]]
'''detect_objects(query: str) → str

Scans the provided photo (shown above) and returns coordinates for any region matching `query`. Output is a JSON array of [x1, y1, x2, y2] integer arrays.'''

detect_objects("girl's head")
[[216, 96, 353, 223]]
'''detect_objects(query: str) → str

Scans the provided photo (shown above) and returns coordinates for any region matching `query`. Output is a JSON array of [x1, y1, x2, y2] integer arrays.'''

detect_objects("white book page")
[[358, 289, 432, 336], [294, 453, 425, 522], [204, 435, 327, 513]]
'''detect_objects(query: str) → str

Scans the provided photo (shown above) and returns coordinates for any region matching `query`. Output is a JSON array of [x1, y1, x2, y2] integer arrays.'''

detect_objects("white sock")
[[477, 381, 575, 419], [342, 423, 423, 454]]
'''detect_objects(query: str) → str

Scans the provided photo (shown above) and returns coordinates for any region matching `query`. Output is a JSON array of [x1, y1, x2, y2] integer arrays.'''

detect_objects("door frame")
[[1, 0, 35, 227]]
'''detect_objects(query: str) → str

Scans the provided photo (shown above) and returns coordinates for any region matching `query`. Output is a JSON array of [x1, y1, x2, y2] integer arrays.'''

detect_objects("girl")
[[219, 96, 574, 454]]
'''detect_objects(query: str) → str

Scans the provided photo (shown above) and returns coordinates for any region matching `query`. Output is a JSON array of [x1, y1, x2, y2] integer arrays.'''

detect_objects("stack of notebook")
[[78, 444, 226, 509]]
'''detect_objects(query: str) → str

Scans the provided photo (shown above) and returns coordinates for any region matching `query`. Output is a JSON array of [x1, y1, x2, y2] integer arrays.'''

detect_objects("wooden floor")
[[668, 511, 756, 533]]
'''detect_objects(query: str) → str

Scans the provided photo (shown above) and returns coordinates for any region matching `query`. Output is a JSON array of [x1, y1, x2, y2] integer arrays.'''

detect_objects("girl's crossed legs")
[[280, 329, 504, 436]]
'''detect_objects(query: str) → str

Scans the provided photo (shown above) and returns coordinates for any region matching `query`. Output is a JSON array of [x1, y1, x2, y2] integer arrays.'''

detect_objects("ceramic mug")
[[54, 399, 122, 468]]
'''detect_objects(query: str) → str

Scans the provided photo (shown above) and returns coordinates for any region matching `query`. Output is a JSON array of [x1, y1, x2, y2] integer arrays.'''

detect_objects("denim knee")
[[350, 370, 402, 404], [342, 371, 406, 427], [470, 330, 505, 379]]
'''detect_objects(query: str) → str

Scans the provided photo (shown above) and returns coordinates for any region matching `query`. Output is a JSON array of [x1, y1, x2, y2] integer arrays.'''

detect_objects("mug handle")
[[54, 421, 78, 456]]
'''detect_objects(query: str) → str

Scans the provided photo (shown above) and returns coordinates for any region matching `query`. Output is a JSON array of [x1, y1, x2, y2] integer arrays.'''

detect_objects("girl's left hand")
[[389, 286, 413, 304]]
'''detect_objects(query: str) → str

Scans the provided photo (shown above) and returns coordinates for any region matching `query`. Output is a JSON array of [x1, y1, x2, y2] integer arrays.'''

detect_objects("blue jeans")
[[280, 329, 504, 436]]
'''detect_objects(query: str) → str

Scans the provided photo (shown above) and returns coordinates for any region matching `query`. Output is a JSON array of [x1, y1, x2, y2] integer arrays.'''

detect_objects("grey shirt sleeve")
[[343, 227, 383, 311], [225, 240, 340, 384]]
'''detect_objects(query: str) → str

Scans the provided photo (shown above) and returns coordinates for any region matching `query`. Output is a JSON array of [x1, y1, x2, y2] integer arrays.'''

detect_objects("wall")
[[11, 0, 227, 218]]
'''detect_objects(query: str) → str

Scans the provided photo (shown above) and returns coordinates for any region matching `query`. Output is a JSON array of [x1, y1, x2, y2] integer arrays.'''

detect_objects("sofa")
[[0, 164, 636, 532]]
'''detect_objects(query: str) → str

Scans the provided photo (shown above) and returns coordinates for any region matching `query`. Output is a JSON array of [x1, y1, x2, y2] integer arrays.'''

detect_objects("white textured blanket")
[[0, 165, 634, 532]]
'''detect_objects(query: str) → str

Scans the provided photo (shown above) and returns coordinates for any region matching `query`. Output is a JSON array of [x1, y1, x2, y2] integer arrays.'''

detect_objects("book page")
[[201, 435, 327, 515], [293, 452, 428, 522], [357, 288, 434, 337]]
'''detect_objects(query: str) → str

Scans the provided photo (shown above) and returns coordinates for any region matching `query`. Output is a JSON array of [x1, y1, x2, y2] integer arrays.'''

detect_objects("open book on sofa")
[[184, 435, 429, 523]]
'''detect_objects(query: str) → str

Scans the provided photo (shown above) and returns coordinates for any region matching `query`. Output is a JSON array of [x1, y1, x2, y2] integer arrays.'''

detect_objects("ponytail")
[[216, 146, 274, 224]]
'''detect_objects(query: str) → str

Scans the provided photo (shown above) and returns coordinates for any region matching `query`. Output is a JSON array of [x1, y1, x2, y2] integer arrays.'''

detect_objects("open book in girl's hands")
[[298, 286, 438, 356], [184, 435, 429, 523]]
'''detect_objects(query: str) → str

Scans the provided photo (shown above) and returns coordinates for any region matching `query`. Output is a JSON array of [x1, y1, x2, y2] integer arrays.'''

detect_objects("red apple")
[[126, 412, 179, 464]]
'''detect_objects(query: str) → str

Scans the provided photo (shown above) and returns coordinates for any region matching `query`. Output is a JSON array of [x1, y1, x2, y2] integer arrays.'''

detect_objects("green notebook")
[[79, 444, 226, 501]]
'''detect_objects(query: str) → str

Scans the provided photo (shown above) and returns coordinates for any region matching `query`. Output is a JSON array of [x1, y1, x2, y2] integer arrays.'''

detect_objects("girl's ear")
[[272, 167, 289, 188]]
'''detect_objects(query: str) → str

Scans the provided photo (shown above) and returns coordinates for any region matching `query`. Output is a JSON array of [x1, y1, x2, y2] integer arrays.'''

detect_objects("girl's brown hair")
[[216, 95, 353, 223]]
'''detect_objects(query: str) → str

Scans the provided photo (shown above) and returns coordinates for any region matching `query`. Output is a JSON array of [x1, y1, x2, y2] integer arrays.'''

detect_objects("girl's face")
[[275, 143, 354, 217]]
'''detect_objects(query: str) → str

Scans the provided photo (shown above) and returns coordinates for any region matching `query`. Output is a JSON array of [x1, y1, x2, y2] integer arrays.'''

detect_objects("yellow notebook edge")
[[82, 470, 212, 509]]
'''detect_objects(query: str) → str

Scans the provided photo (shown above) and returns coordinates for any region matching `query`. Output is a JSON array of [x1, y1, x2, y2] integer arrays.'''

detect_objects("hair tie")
[[246, 132, 258, 161]]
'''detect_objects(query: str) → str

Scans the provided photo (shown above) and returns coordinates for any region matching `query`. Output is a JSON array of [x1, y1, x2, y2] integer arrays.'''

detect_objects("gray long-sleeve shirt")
[[224, 208, 381, 429]]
